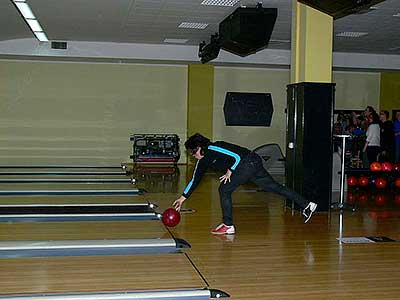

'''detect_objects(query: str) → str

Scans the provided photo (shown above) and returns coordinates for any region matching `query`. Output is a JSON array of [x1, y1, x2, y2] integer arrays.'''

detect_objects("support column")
[[380, 72, 400, 116], [187, 64, 214, 163], [290, 0, 333, 83], [287, 1, 335, 211]]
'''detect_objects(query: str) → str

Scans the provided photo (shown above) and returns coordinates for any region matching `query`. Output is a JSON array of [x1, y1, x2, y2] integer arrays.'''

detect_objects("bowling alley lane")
[[0, 220, 167, 241], [0, 219, 204, 295], [0, 253, 204, 295], [0, 182, 140, 194], [0, 167, 138, 198], [0, 194, 150, 205], [0, 167, 127, 176]]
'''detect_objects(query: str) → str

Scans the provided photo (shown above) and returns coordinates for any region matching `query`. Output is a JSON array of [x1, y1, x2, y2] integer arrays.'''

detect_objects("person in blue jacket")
[[173, 133, 317, 235], [394, 111, 400, 163]]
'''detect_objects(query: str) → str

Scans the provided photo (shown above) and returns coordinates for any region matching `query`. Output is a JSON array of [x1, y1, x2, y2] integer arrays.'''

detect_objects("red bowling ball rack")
[[344, 155, 400, 213]]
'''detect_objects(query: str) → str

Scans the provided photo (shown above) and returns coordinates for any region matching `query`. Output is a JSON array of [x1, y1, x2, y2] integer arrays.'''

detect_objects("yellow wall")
[[0, 60, 383, 165], [333, 71, 380, 110], [213, 67, 290, 151], [380, 72, 400, 118], [0, 60, 188, 165], [187, 64, 214, 139], [213, 67, 381, 152], [291, 1, 333, 83]]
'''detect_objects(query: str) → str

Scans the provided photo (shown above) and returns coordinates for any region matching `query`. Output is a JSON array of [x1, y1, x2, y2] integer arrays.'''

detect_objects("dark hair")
[[185, 133, 210, 153], [381, 110, 389, 119], [370, 112, 380, 124], [366, 106, 375, 113]]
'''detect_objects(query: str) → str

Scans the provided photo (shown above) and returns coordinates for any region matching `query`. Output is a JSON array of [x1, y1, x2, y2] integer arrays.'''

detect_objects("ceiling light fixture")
[[269, 39, 291, 43], [164, 38, 189, 44], [33, 31, 48, 42], [26, 19, 43, 32], [178, 22, 208, 29], [12, 0, 49, 42], [336, 32, 368, 38], [201, 0, 240, 7], [14, 1, 35, 19]]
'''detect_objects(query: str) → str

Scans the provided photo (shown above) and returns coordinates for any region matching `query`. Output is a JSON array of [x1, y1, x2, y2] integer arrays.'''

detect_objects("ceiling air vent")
[[51, 41, 67, 50]]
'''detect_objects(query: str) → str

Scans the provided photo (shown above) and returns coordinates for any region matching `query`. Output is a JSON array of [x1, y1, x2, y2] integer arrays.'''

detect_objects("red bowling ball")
[[162, 208, 181, 227], [375, 194, 386, 206], [375, 177, 387, 189], [381, 162, 393, 172], [358, 193, 368, 205], [393, 164, 400, 172], [395, 194, 400, 205], [346, 192, 357, 205], [347, 176, 358, 187], [395, 178, 400, 189], [370, 162, 382, 172], [358, 176, 369, 187]]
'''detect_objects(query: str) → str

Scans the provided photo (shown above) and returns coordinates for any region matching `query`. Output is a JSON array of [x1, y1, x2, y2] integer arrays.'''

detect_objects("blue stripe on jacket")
[[208, 145, 241, 170], [183, 160, 199, 194]]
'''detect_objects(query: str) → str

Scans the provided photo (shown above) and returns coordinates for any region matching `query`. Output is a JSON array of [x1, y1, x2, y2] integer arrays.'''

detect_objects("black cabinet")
[[286, 82, 335, 211]]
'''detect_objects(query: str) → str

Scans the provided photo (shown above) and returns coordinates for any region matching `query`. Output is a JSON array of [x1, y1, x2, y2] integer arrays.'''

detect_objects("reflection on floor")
[[145, 168, 400, 299], [0, 165, 400, 300], [130, 164, 181, 193]]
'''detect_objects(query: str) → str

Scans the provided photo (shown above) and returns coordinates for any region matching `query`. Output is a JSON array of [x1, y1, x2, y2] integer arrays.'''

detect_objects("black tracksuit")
[[182, 141, 308, 226]]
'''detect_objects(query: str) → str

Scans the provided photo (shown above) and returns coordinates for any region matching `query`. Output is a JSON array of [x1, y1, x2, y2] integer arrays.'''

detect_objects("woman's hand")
[[363, 142, 368, 152], [219, 169, 232, 184], [173, 196, 186, 212]]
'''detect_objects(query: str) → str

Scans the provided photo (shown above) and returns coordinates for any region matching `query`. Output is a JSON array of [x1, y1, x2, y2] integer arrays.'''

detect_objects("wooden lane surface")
[[0, 220, 168, 241], [0, 167, 126, 173], [0, 254, 204, 295], [0, 194, 152, 205], [2, 167, 400, 300], [0, 177, 154, 205], [0, 175, 133, 180], [0, 166, 123, 169], [149, 174, 400, 300], [0, 172, 133, 183], [0, 219, 204, 295], [0, 183, 137, 191]]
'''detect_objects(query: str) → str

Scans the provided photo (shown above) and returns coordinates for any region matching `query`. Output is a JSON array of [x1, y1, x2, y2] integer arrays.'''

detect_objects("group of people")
[[335, 106, 400, 165], [363, 107, 400, 164]]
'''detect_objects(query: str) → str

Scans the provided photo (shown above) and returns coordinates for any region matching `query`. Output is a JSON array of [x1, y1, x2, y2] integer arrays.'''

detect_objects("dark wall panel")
[[223, 92, 273, 126]]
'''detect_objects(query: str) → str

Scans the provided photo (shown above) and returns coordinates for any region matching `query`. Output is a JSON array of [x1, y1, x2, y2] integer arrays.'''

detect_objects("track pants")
[[218, 152, 309, 226], [366, 146, 381, 164]]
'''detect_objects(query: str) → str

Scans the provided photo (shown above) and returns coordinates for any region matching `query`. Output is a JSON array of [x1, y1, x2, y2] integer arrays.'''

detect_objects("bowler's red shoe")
[[211, 223, 235, 235]]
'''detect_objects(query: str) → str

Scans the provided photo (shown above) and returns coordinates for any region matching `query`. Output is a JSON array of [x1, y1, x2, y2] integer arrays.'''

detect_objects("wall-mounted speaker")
[[223, 92, 273, 126], [219, 6, 277, 57]]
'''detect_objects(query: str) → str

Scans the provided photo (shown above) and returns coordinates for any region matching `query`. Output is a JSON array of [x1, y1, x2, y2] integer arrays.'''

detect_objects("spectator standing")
[[379, 110, 395, 162], [394, 111, 400, 163], [363, 111, 381, 164]]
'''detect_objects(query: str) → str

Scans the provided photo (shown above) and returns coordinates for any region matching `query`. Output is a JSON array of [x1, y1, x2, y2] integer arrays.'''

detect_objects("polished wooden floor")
[[1, 165, 400, 299]]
